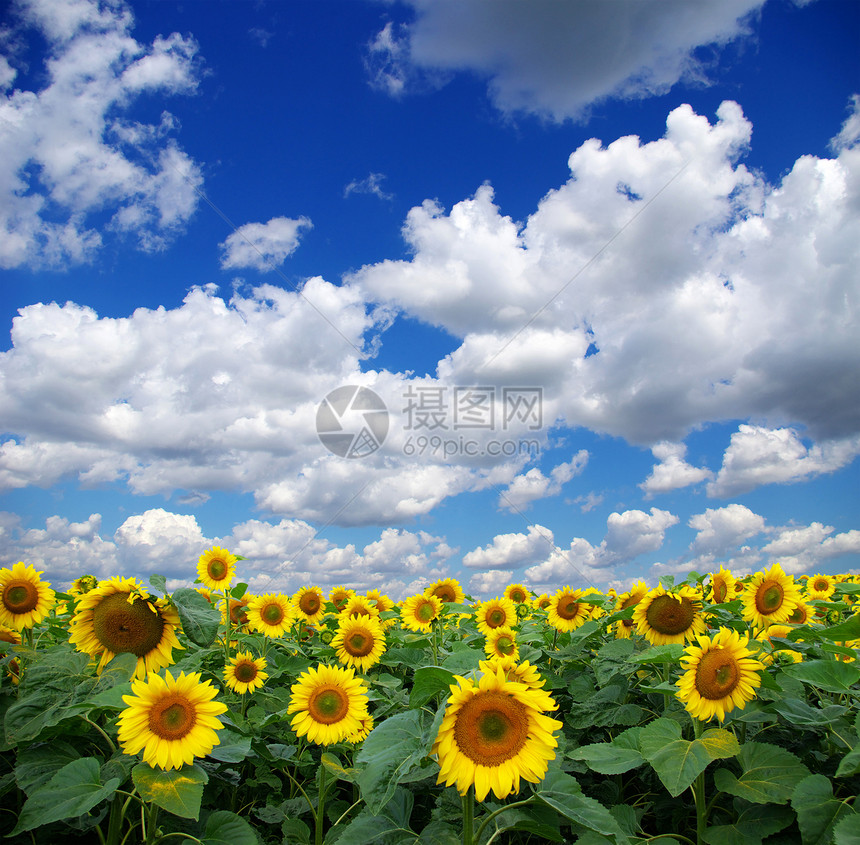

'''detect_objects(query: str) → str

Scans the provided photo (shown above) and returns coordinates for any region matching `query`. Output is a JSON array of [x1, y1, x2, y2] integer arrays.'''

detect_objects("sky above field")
[[1, 0, 858, 600]]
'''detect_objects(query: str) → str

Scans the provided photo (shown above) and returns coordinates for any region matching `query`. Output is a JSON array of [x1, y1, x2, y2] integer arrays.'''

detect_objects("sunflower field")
[[2, 553, 860, 845]]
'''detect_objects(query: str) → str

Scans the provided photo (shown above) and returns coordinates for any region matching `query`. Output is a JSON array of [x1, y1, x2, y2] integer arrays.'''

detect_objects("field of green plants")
[[1, 553, 860, 845]]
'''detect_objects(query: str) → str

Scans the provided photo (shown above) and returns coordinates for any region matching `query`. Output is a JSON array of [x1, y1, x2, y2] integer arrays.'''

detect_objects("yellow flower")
[[329, 586, 355, 614], [632, 585, 706, 646], [332, 613, 387, 671], [247, 593, 293, 637], [0, 562, 55, 630], [432, 664, 563, 801], [197, 546, 237, 591], [292, 586, 327, 625], [69, 577, 182, 679], [786, 600, 815, 625], [805, 573, 836, 601], [613, 580, 648, 639], [69, 574, 98, 596], [221, 595, 252, 632], [475, 597, 517, 635], [755, 624, 802, 665], [504, 583, 530, 604], [366, 589, 394, 614], [340, 594, 380, 620], [288, 663, 370, 745], [346, 713, 375, 744], [480, 657, 547, 690], [547, 587, 591, 633], [741, 564, 801, 629], [400, 593, 442, 632], [483, 625, 519, 661], [676, 628, 765, 722], [427, 578, 465, 605], [117, 670, 227, 770], [708, 566, 736, 604], [532, 594, 551, 612], [224, 651, 268, 694]]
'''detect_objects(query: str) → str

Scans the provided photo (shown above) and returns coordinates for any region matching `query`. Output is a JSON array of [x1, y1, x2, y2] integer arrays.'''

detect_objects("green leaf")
[[321, 752, 358, 783], [149, 574, 167, 594], [14, 741, 81, 794], [439, 645, 483, 676], [834, 813, 860, 844], [701, 803, 794, 845], [836, 745, 860, 778], [11, 757, 120, 834], [569, 733, 645, 775], [536, 769, 630, 843], [327, 787, 416, 845], [195, 809, 257, 845], [414, 820, 460, 845], [792, 614, 860, 642], [630, 644, 685, 664], [171, 588, 221, 647], [230, 582, 248, 599], [208, 728, 252, 763], [698, 728, 741, 761], [792, 773, 855, 844], [712, 741, 810, 805], [771, 696, 849, 728], [409, 666, 456, 708], [132, 762, 209, 820], [782, 660, 860, 694]]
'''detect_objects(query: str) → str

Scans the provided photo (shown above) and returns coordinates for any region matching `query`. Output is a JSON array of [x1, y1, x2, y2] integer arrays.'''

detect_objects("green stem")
[[82, 715, 118, 755], [145, 804, 160, 845], [316, 764, 328, 845], [473, 797, 534, 844], [462, 789, 474, 845], [691, 719, 706, 845], [223, 589, 233, 663]]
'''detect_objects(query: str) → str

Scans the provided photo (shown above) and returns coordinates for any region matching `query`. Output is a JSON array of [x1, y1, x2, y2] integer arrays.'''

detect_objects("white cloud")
[[468, 569, 514, 598], [220, 216, 313, 272], [640, 441, 712, 497], [0, 0, 202, 268], [344, 173, 394, 201], [688, 503, 765, 556], [368, 0, 764, 121], [498, 451, 588, 510], [463, 524, 554, 569], [708, 426, 860, 497], [760, 523, 860, 575]]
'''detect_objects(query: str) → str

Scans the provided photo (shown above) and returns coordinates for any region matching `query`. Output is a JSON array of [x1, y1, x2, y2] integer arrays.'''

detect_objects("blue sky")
[[1, 0, 858, 599]]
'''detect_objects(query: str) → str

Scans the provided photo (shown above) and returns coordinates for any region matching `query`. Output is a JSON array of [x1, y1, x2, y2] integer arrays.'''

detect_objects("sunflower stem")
[[315, 762, 328, 845], [105, 794, 125, 845], [461, 788, 474, 845], [690, 718, 706, 845], [223, 589, 232, 663]]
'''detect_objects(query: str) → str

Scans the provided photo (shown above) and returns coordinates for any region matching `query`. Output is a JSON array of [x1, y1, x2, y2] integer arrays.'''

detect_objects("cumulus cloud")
[[760, 523, 860, 575], [463, 524, 554, 569], [708, 426, 860, 497], [688, 503, 765, 556], [498, 451, 588, 510], [640, 442, 713, 497], [220, 216, 313, 271], [0, 0, 203, 268], [367, 0, 764, 121]]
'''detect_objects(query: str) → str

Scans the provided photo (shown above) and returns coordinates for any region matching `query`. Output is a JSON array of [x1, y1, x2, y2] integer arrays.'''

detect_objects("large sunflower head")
[[504, 584, 530, 605], [287, 663, 370, 746], [475, 597, 517, 635], [332, 613, 387, 671], [292, 586, 327, 624], [427, 578, 465, 605], [400, 593, 442, 632], [805, 573, 836, 601], [69, 576, 183, 678], [676, 627, 765, 722], [224, 651, 268, 694], [117, 669, 227, 770], [197, 546, 237, 591], [0, 562, 55, 631], [613, 580, 648, 639], [484, 626, 520, 662], [741, 564, 802, 629], [708, 567, 737, 605], [432, 664, 563, 801], [632, 584, 706, 646], [547, 587, 591, 633], [247, 593, 293, 637]]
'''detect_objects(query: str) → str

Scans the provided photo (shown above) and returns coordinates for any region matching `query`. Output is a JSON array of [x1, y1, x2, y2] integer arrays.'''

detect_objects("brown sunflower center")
[[509, 589, 527, 604], [485, 608, 506, 628], [712, 581, 728, 603], [331, 594, 349, 611], [433, 586, 456, 603], [644, 594, 695, 635], [788, 605, 807, 624], [234, 660, 259, 683], [495, 635, 516, 656], [694, 648, 740, 700], [345, 629, 374, 657], [299, 593, 321, 615], [262, 602, 285, 625], [556, 596, 580, 620], [537, 598, 551, 610], [814, 579, 829, 593], [308, 685, 349, 724], [755, 581, 784, 615], [415, 600, 435, 622], [148, 694, 196, 740], [3, 580, 39, 614], [229, 599, 249, 625], [91, 592, 165, 656], [207, 558, 228, 581], [454, 690, 529, 767]]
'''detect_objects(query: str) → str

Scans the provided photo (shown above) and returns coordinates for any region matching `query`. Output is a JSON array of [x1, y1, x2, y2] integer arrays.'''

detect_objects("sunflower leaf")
[[409, 667, 456, 708], [196, 809, 257, 845], [132, 761, 208, 820], [781, 660, 860, 694], [171, 588, 221, 647], [792, 773, 856, 844], [712, 741, 810, 805], [701, 803, 794, 845], [638, 718, 715, 798], [834, 813, 860, 844]]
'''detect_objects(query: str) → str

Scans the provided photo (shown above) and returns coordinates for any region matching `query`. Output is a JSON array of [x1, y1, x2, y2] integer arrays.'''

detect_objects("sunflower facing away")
[[504, 583, 530, 605], [247, 593, 293, 637], [633, 584, 707, 646], [547, 587, 591, 633], [288, 663, 370, 745], [117, 670, 227, 770], [69, 576, 182, 678], [0, 562, 55, 631], [224, 651, 268, 694], [332, 613, 387, 671], [613, 581, 648, 639], [741, 564, 802, 629], [676, 627, 765, 722], [197, 546, 237, 592], [484, 626, 520, 662], [400, 593, 443, 632], [432, 663, 563, 801], [292, 586, 327, 625], [806, 573, 836, 601], [475, 597, 517, 635], [427, 578, 465, 605]]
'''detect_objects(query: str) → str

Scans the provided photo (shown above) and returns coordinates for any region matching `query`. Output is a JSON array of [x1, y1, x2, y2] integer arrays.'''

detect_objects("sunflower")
[[0, 623, 21, 649], [632, 584, 706, 646], [69, 574, 99, 596], [481, 657, 547, 690], [532, 594, 551, 612], [475, 597, 517, 635], [340, 594, 380, 620], [427, 578, 465, 605], [329, 586, 355, 614], [741, 564, 802, 629], [367, 589, 394, 614], [0, 562, 56, 631], [484, 626, 520, 662], [69, 577, 182, 678], [805, 573, 836, 601], [547, 587, 591, 633], [117, 670, 227, 770], [346, 713, 374, 744], [400, 593, 442, 632], [755, 624, 802, 665], [504, 584, 530, 605], [676, 628, 765, 722], [247, 593, 293, 637], [197, 546, 237, 591], [708, 566, 736, 605], [432, 663, 563, 801], [287, 663, 370, 745], [292, 586, 327, 625], [224, 651, 268, 694], [221, 595, 252, 632], [613, 580, 648, 639], [332, 613, 387, 671], [786, 600, 815, 626]]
